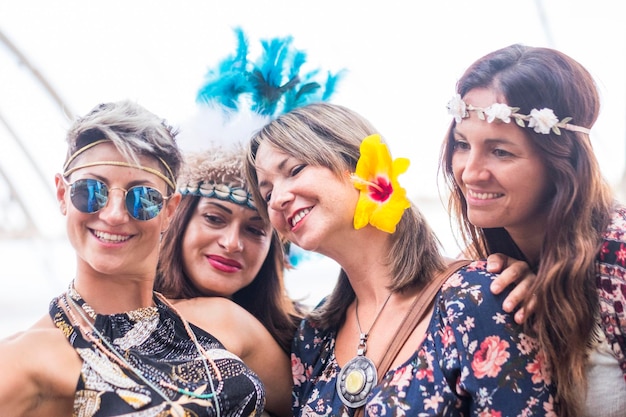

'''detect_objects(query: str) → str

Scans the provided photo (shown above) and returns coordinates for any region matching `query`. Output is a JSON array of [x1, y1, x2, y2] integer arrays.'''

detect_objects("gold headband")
[[62, 139, 176, 190]]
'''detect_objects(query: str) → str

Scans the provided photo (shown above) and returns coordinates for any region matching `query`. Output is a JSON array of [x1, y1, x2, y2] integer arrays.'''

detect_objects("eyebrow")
[[203, 200, 264, 222], [453, 130, 519, 146]]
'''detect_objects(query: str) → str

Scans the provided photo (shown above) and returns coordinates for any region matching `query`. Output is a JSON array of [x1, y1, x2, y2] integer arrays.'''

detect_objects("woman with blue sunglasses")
[[0, 100, 292, 417]]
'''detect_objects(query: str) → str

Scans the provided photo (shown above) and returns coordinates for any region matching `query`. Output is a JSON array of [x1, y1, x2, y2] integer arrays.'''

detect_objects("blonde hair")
[[64, 100, 181, 190], [246, 102, 445, 327]]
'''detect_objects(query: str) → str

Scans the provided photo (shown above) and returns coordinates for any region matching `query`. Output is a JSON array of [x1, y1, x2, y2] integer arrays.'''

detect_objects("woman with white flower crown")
[[441, 44, 626, 417], [245, 102, 555, 416]]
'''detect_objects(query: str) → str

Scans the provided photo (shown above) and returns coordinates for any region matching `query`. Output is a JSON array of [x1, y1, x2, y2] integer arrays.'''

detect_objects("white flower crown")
[[447, 94, 590, 135]]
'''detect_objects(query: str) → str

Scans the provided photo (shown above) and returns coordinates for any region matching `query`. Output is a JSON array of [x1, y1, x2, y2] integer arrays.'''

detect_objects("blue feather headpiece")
[[195, 27, 344, 119], [177, 27, 344, 268]]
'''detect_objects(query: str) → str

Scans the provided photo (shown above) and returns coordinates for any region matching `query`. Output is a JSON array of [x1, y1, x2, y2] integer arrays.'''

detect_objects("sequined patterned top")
[[50, 294, 265, 417], [291, 261, 556, 416]]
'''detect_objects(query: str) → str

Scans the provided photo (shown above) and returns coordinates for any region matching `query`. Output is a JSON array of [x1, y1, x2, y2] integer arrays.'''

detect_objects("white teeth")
[[93, 230, 130, 242], [467, 189, 503, 200], [290, 208, 311, 227]]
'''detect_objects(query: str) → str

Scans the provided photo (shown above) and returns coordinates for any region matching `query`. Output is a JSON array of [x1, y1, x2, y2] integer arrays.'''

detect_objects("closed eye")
[[291, 164, 306, 176]]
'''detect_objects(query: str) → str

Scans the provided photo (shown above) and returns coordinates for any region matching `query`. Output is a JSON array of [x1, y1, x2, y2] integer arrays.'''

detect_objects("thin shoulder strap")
[[376, 259, 471, 379]]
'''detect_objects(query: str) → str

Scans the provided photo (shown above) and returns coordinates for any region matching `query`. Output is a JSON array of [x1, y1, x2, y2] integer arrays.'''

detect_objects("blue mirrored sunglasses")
[[64, 178, 169, 221]]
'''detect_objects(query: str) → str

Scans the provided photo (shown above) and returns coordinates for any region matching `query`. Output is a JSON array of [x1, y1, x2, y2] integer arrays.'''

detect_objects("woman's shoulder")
[[0, 313, 81, 405], [607, 203, 626, 237], [170, 296, 255, 328], [598, 204, 626, 269], [438, 260, 512, 317], [440, 260, 494, 295]]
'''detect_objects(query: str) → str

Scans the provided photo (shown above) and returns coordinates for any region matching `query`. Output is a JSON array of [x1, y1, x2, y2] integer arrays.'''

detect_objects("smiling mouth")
[[290, 207, 311, 228], [92, 229, 131, 243], [467, 189, 504, 200]]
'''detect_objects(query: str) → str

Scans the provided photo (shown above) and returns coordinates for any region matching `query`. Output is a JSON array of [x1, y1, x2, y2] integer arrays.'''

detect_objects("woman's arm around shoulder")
[[0, 315, 80, 417], [174, 296, 293, 417]]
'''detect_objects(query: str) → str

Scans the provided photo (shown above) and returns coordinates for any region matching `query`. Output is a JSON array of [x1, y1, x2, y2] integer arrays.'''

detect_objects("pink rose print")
[[471, 336, 510, 379], [526, 351, 551, 385], [440, 325, 455, 348], [478, 409, 502, 417], [390, 364, 413, 391], [292, 353, 307, 386], [416, 350, 435, 382]]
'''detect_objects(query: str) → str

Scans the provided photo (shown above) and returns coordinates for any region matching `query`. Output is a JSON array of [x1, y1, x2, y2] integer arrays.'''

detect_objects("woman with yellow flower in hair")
[[244, 102, 555, 416]]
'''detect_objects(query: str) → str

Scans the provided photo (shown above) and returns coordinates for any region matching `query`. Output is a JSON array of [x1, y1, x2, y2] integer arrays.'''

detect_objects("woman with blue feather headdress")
[[156, 25, 343, 376]]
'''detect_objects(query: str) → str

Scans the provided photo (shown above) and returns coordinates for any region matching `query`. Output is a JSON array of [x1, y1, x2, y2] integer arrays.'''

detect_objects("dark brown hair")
[[440, 44, 614, 416], [155, 194, 301, 352]]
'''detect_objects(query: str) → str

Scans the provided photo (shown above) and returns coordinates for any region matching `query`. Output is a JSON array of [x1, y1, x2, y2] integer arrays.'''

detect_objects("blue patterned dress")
[[291, 261, 555, 416]]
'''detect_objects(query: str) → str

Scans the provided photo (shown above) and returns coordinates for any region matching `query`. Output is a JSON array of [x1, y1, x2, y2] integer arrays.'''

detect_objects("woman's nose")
[[460, 152, 490, 184], [218, 226, 244, 252], [268, 184, 292, 212], [98, 188, 130, 224]]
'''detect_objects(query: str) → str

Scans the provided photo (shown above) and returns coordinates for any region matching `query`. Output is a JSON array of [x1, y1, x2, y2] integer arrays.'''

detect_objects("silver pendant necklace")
[[336, 292, 392, 408]]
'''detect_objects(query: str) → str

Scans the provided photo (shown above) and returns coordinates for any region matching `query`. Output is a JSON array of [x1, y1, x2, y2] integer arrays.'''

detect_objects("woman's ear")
[[55, 174, 67, 215], [161, 192, 181, 233]]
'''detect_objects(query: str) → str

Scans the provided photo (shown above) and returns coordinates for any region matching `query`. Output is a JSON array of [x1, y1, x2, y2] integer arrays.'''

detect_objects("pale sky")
[[1, 1, 624, 238], [0, 0, 625, 335]]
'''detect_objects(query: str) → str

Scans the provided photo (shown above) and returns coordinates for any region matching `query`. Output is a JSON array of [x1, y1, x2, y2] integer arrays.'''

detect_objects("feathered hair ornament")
[[196, 27, 343, 117], [177, 27, 344, 267], [178, 25, 344, 179], [178, 27, 344, 152]]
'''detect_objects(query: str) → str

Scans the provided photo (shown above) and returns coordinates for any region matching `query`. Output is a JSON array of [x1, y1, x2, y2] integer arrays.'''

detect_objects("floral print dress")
[[291, 261, 555, 416], [597, 204, 626, 378]]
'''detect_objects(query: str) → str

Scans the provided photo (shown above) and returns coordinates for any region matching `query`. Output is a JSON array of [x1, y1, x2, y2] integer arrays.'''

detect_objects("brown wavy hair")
[[155, 194, 301, 353], [440, 44, 614, 416]]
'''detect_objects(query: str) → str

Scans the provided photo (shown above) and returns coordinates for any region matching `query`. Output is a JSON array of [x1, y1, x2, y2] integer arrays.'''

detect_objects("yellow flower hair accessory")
[[350, 134, 411, 233]]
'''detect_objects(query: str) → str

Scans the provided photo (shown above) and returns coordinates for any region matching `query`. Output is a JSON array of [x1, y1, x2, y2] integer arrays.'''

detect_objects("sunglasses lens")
[[125, 186, 164, 221], [70, 179, 108, 214]]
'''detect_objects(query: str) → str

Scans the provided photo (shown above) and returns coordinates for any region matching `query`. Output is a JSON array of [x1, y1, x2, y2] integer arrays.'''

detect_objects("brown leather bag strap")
[[352, 259, 471, 417], [375, 259, 471, 381]]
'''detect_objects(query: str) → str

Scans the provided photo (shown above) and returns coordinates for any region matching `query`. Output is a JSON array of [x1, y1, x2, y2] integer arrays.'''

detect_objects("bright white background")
[[0, 0, 624, 337]]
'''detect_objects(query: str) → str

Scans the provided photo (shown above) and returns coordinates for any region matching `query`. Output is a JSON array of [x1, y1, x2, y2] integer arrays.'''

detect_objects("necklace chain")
[[336, 292, 393, 408], [354, 292, 393, 356]]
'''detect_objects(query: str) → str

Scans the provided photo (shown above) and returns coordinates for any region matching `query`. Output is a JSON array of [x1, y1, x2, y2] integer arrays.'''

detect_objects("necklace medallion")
[[336, 292, 392, 409], [336, 355, 377, 407]]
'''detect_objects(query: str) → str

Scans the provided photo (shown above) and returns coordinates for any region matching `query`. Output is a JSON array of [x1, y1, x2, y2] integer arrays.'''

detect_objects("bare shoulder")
[[0, 315, 80, 416], [170, 296, 253, 325], [168, 297, 267, 355]]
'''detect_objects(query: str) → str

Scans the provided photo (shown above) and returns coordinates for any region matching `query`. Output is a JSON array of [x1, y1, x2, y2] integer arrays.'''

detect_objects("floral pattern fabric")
[[597, 204, 626, 379], [291, 262, 555, 416]]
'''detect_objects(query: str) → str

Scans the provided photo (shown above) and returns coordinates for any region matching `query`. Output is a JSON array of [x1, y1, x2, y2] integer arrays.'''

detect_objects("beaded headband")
[[62, 139, 176, 190], [176, 147, 255, 209], [447, 94, 591, 135]]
